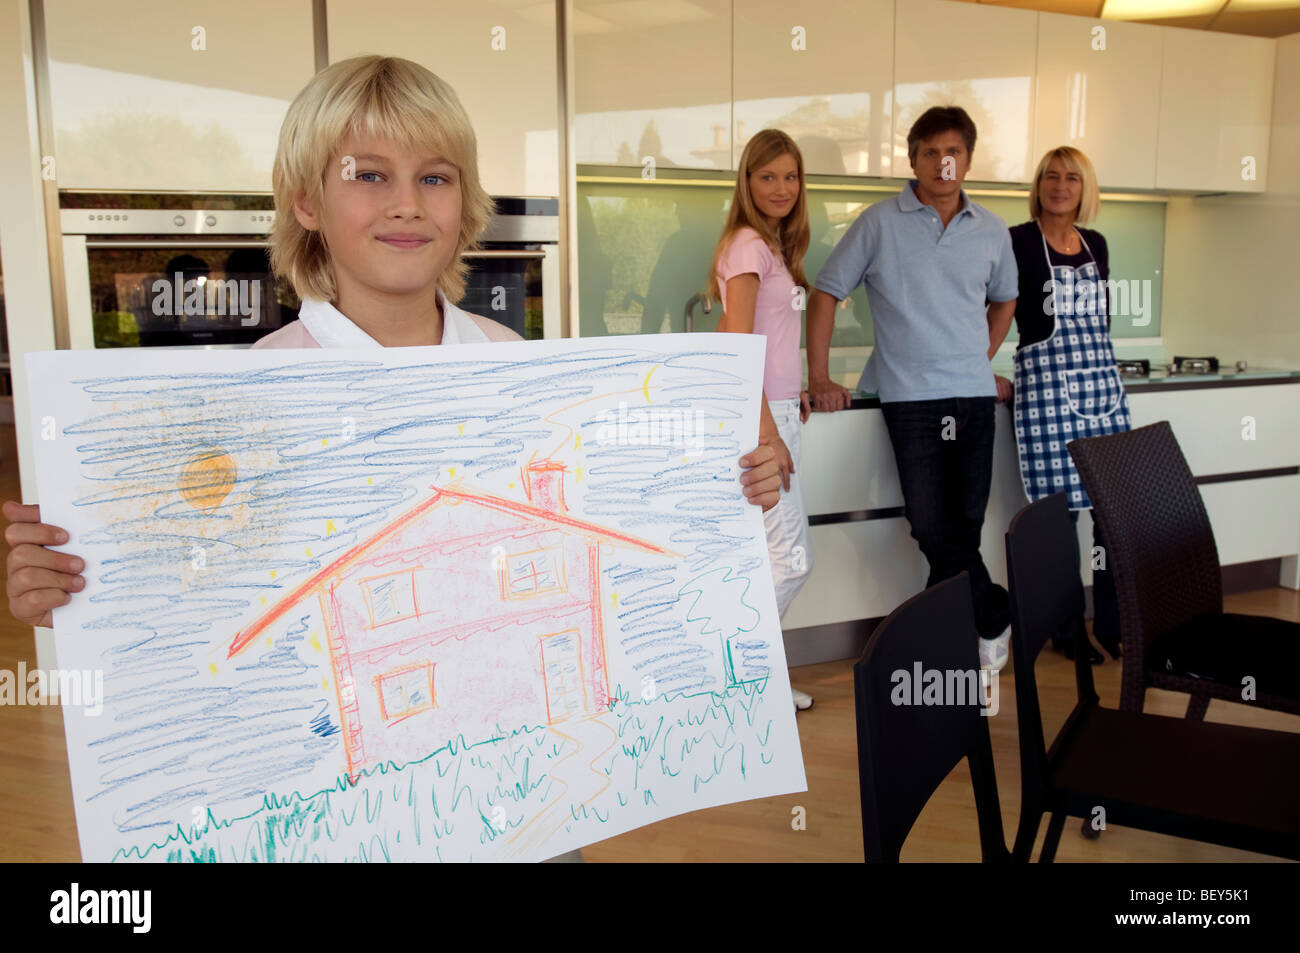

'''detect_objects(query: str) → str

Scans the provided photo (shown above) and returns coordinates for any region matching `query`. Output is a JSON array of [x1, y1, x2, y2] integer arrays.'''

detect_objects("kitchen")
[[0, 0, 1298, 877]]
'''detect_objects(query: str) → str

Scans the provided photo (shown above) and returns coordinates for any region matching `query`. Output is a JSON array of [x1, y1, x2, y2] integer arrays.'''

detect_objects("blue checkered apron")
[[1012, 228, 1131, 510]]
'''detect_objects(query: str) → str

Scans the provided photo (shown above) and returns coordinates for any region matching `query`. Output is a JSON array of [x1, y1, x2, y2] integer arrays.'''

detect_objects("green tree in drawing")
[[677, 567, 762, 687]]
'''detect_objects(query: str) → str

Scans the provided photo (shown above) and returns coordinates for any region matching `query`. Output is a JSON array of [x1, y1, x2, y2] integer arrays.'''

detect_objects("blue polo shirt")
[[813, 181, 1018, 403]]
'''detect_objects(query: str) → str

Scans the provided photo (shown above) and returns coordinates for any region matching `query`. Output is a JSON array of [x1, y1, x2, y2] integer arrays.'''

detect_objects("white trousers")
[[763, 398, 814, 619]]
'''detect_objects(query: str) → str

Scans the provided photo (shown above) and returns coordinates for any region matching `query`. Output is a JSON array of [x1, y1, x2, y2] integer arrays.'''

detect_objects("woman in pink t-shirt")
[[708, 129, 816, 711]]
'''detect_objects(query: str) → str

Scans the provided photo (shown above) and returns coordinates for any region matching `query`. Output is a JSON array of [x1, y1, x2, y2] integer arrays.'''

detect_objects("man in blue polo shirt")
[[806, 106, 1019, 671]]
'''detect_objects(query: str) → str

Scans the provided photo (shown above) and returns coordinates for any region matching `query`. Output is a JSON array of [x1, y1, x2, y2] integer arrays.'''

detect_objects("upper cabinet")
[[573, 0, 731, 171], [45, 0, 315, 192], [329, 0, 558, 197], [893, 0, 1038, 183], [1034, 14, 1163, 190], [733, 0, 894, 177], [1156, 28, 1274, 192]]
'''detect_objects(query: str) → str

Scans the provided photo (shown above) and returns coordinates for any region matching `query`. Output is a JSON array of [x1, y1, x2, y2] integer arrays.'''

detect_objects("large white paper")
[[26, 334, 806, 862]]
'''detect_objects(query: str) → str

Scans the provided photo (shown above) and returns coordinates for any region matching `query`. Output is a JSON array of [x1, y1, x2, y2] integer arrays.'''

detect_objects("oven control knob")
[[205, 215, 217, 227], [173, 215, 186, 227]]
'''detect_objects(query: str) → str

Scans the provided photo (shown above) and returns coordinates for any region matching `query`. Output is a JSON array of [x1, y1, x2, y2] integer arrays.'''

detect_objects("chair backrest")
[[1005, 494, 1096, 809], [1067, 421, 1223, 654], [853, 573, 1007, 862]]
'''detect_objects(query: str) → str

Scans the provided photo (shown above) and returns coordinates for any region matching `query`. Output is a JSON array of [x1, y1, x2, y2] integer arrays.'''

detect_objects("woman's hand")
[[3, 501, 84, 629], [738, 445, 782, 512], [758, 430, 795, 493], [799, 390, 812, 424], [995, 374, 1013, 404]]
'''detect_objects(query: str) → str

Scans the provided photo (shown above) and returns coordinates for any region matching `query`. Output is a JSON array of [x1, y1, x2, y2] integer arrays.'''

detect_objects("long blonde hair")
[[707, 130, 810, 305], [269, 55, 494, 304]]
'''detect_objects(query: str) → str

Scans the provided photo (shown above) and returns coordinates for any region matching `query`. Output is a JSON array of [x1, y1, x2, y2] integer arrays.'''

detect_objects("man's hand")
[[808, 376, 852, 413], [738, 445, 782, 512], [995, 374, 1013, 404]]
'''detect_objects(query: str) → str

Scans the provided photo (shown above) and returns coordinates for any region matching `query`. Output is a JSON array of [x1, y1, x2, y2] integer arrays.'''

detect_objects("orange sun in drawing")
[[179, 450, 237, 510]]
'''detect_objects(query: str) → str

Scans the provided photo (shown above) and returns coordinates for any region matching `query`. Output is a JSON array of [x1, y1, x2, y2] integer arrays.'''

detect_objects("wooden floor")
[[1, 421, 1296, 863]]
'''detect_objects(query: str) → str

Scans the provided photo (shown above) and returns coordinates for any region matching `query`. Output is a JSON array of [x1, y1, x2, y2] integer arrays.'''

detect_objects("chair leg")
[[1039, 812, 1066, 863], [1184, 693, 1210, 721]]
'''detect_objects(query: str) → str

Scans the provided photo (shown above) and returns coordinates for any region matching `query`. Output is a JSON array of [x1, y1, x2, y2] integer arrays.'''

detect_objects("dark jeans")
[[1071, 510, 1120, 647], [881, 396, 1009, 640]]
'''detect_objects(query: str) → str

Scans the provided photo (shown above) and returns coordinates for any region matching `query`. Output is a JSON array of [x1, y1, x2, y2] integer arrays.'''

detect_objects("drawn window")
[[376, 662, 435, 724], [501, 546, 567, 600], [359, 570, 418, 627]]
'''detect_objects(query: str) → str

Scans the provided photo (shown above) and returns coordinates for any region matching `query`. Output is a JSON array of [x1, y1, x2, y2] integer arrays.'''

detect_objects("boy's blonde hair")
[[1029, 146, 1100, 225], [270, 55, 493, 304]]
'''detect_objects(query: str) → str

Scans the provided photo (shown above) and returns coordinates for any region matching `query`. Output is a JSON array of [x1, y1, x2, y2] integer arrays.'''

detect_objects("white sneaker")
[[792, 688, 814, 711], [979, 627, 1011, 672]]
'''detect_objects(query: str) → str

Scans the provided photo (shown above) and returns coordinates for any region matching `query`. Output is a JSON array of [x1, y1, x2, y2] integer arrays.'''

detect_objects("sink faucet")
[[683, 293, 712, 333]]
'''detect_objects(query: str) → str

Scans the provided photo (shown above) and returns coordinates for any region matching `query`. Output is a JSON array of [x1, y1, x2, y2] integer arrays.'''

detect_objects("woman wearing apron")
[[1001, 146, 1127, 662]]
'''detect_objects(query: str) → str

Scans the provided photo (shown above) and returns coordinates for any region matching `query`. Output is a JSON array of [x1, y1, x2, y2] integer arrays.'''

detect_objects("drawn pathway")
[[504, 712, 618, 859]]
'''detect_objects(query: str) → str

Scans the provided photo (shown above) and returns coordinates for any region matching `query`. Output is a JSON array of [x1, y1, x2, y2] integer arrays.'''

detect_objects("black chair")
[[1006, 492, 1300, 862], [854, 573, 1008, 862], [1069, 421, 1300, 719]]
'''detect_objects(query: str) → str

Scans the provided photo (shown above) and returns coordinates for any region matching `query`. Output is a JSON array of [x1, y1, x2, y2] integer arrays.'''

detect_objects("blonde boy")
[[2, 56, 782, 861]]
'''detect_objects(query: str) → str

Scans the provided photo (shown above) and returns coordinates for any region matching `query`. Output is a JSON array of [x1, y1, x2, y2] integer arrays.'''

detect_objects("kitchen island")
[[781, 368, 1300, 666]]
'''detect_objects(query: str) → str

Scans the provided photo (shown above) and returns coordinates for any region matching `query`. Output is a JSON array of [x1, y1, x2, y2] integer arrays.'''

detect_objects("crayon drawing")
[[26, 334, 806, 862]]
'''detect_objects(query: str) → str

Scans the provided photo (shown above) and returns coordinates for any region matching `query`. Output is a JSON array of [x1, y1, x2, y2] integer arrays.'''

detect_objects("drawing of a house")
[[227, 460, 669, 779]]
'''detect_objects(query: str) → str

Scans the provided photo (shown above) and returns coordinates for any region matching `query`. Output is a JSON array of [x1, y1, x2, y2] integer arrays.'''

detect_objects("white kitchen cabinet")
[[1034, 13, 1163, 190], [1155, 27, 1274, 192], [573, 0, 731, 171], [44, 0, 315, 192], [329, 0, 558, 197], [892, 0, 1038, 183], [733, 0, 894, 177]]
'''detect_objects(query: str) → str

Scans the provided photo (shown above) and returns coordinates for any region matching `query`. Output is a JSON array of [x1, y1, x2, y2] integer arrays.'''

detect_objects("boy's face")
[[294, 134, 463, 306]]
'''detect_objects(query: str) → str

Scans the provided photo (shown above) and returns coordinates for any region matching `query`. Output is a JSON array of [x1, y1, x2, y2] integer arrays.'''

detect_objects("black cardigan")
[[1009, 220, 1110, 348]]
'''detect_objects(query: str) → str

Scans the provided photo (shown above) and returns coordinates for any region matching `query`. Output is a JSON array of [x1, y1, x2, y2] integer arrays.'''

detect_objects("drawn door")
[[539, 629, 585, 724]]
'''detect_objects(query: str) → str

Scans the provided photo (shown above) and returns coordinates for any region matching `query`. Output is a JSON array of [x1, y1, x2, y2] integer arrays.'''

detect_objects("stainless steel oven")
[[60, 195, 561, 348]]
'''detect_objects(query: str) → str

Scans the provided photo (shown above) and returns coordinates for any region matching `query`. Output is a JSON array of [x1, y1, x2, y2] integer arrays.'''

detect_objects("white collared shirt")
[[296, 291, 490, 350]]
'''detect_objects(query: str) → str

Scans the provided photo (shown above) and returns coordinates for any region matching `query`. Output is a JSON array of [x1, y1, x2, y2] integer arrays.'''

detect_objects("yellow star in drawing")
[[366, 477, 372, 485], [574, 434, 582, 450], [259, 596, 266, 606], [308, 632, 322, 652], [209, 663, 218, 676], [575, 465, 583, 482], [448, 466, 457, 478], [611, 591, 619, 608], [325, 519, 336, 535], [457, 423, 465, 435], [305, 547, 313, 558], [322, 678, 328, 690], [265, 636, 272, 647], [321, 438, 328, 447], [269, 569, 277, 579]]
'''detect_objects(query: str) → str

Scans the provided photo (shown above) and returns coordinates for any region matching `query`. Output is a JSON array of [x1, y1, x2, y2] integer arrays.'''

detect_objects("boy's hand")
[[3, 501, 85, 629], [738, 445, 781, 512]]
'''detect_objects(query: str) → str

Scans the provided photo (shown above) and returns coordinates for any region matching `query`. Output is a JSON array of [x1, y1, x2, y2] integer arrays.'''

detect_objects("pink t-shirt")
[[716, 227, 801, 401]]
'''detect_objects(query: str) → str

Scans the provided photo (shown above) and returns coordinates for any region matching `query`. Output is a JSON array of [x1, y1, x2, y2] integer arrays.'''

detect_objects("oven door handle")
[[85, 240, 270, 249], [84, 243, 549, 258]]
